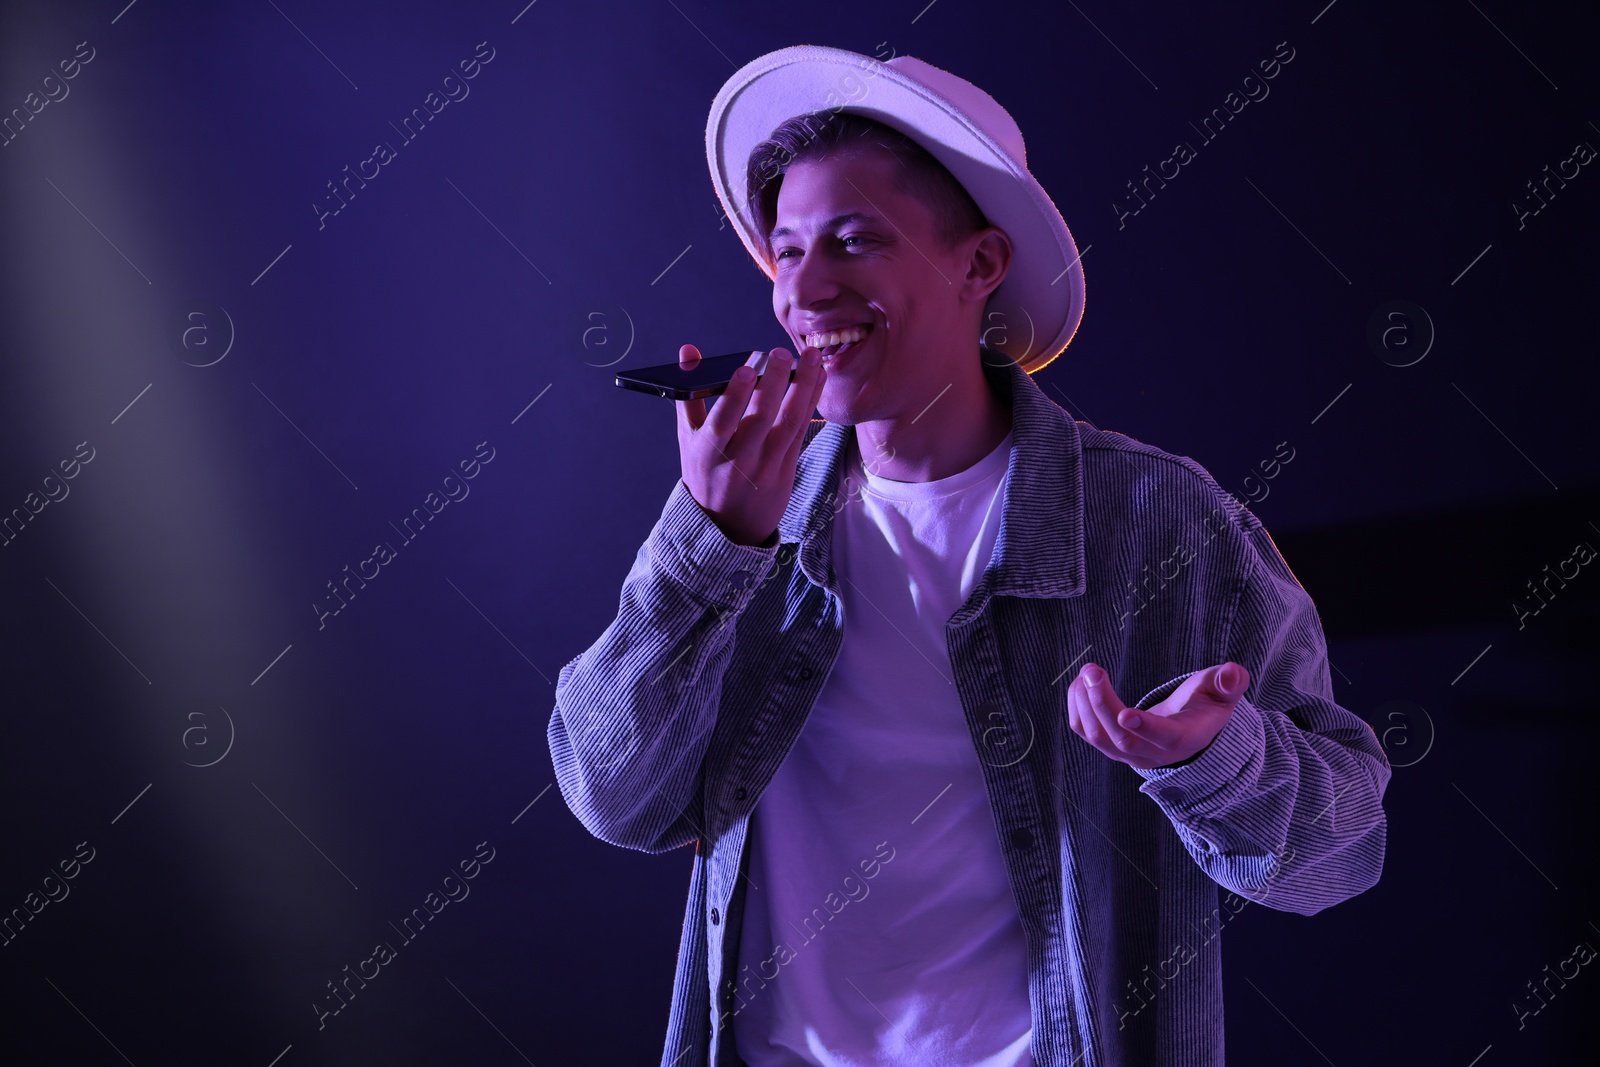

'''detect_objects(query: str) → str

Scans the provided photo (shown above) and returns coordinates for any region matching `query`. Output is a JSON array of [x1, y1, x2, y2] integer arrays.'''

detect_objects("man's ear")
[[965, 227, 1012, 301]]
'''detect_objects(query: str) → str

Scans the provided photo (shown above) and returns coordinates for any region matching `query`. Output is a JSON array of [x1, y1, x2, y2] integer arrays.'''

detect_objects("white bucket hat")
[[705, 44, 1085, 375]]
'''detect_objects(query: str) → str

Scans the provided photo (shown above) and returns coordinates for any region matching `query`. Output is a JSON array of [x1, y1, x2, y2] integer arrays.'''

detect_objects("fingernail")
[[804, 348, 821, 365], [1084, 666, 1101, 687], [1125, 712, 1142, 729], [1219, 664, 1240, 693]]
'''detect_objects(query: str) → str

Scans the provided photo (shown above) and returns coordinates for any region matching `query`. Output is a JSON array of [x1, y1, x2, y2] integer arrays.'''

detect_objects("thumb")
[[1212, 662, 1249, 701], [676, 343, 706, 431]]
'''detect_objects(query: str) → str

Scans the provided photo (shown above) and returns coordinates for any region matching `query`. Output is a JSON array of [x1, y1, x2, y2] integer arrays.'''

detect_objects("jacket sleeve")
[[1130, 497, 1392, 915], [548, 478, 779, 854]]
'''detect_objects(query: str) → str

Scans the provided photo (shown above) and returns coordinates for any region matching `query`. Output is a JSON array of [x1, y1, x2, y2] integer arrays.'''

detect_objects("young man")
[[549, 46, 1390, 1067]]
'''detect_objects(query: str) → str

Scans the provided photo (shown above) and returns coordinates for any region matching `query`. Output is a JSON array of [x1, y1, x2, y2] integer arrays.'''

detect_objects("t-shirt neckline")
[[855, 428, 1013, 502]]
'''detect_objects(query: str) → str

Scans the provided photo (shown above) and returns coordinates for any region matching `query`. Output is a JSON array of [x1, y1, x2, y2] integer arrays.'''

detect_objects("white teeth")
[[804, 325, 869, 349]]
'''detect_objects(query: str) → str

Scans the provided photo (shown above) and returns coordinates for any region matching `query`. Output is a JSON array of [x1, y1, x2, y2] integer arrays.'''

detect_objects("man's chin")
[[815, 404, 872, 430], [814, 393, 855, 426]]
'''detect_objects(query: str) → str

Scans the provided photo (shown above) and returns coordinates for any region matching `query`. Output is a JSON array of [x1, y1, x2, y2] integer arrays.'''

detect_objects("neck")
[[855, 364, 1012, 482]]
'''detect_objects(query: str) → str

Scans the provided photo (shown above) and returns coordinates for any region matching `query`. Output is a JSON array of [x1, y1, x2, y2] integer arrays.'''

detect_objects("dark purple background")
[[0, 1, 1594, 1063]]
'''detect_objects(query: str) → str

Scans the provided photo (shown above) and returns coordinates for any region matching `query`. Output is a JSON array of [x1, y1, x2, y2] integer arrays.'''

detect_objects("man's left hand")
[[1066, 661, 1250, 770]]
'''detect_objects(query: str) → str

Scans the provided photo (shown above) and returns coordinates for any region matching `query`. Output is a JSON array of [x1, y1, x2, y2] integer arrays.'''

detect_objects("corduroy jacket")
[[549, 347, 1391, 1067]]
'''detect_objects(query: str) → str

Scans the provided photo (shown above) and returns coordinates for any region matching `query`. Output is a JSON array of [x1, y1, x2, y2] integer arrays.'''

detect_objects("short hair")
[[745, 110, 990, 264]]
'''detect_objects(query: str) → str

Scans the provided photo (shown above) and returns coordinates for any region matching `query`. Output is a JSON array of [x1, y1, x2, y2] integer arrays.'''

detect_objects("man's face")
[[769, 147, 983, 427]]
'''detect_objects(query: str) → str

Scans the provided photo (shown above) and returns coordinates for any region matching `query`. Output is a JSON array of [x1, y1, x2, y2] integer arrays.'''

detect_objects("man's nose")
[[783, 247, 843, 306]]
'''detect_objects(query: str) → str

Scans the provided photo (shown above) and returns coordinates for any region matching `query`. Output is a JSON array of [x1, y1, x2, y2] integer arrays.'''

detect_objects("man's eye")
[[775, 236, 868, 261]]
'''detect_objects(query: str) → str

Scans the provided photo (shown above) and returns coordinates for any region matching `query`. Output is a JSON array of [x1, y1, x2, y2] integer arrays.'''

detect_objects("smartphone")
[[614, 350, 796, 401]]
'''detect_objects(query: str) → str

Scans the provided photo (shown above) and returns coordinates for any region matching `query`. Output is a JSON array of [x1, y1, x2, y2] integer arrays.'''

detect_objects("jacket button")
[[1159, 787, 1186, 804], [734, 786, 748, 801], [711, 907, 720, 925], [729, 569, 752, 590], [800, 667, 813, 679], [1010, 827, 1033, 848]]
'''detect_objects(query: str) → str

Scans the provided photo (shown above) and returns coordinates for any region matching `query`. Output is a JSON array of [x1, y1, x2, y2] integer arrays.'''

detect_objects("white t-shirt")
[[733, 428, 1033, 1067]]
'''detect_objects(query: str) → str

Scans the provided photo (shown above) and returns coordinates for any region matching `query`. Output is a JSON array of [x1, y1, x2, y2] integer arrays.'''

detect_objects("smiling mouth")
[[804, 323, 873, 359]]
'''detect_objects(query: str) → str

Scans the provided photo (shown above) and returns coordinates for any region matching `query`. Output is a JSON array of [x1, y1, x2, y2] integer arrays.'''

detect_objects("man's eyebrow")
[[768, 212, 881, 241]]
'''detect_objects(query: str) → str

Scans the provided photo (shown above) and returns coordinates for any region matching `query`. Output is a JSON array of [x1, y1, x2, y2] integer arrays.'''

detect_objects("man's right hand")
[[675, 344, 828, 548]]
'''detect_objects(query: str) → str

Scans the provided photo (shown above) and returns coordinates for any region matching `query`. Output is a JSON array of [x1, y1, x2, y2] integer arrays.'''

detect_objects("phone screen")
[[614, 350, 794, 401]]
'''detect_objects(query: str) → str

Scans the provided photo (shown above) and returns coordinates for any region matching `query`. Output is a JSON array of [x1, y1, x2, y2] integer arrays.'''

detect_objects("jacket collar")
[[778, 346, 1087, 603]]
